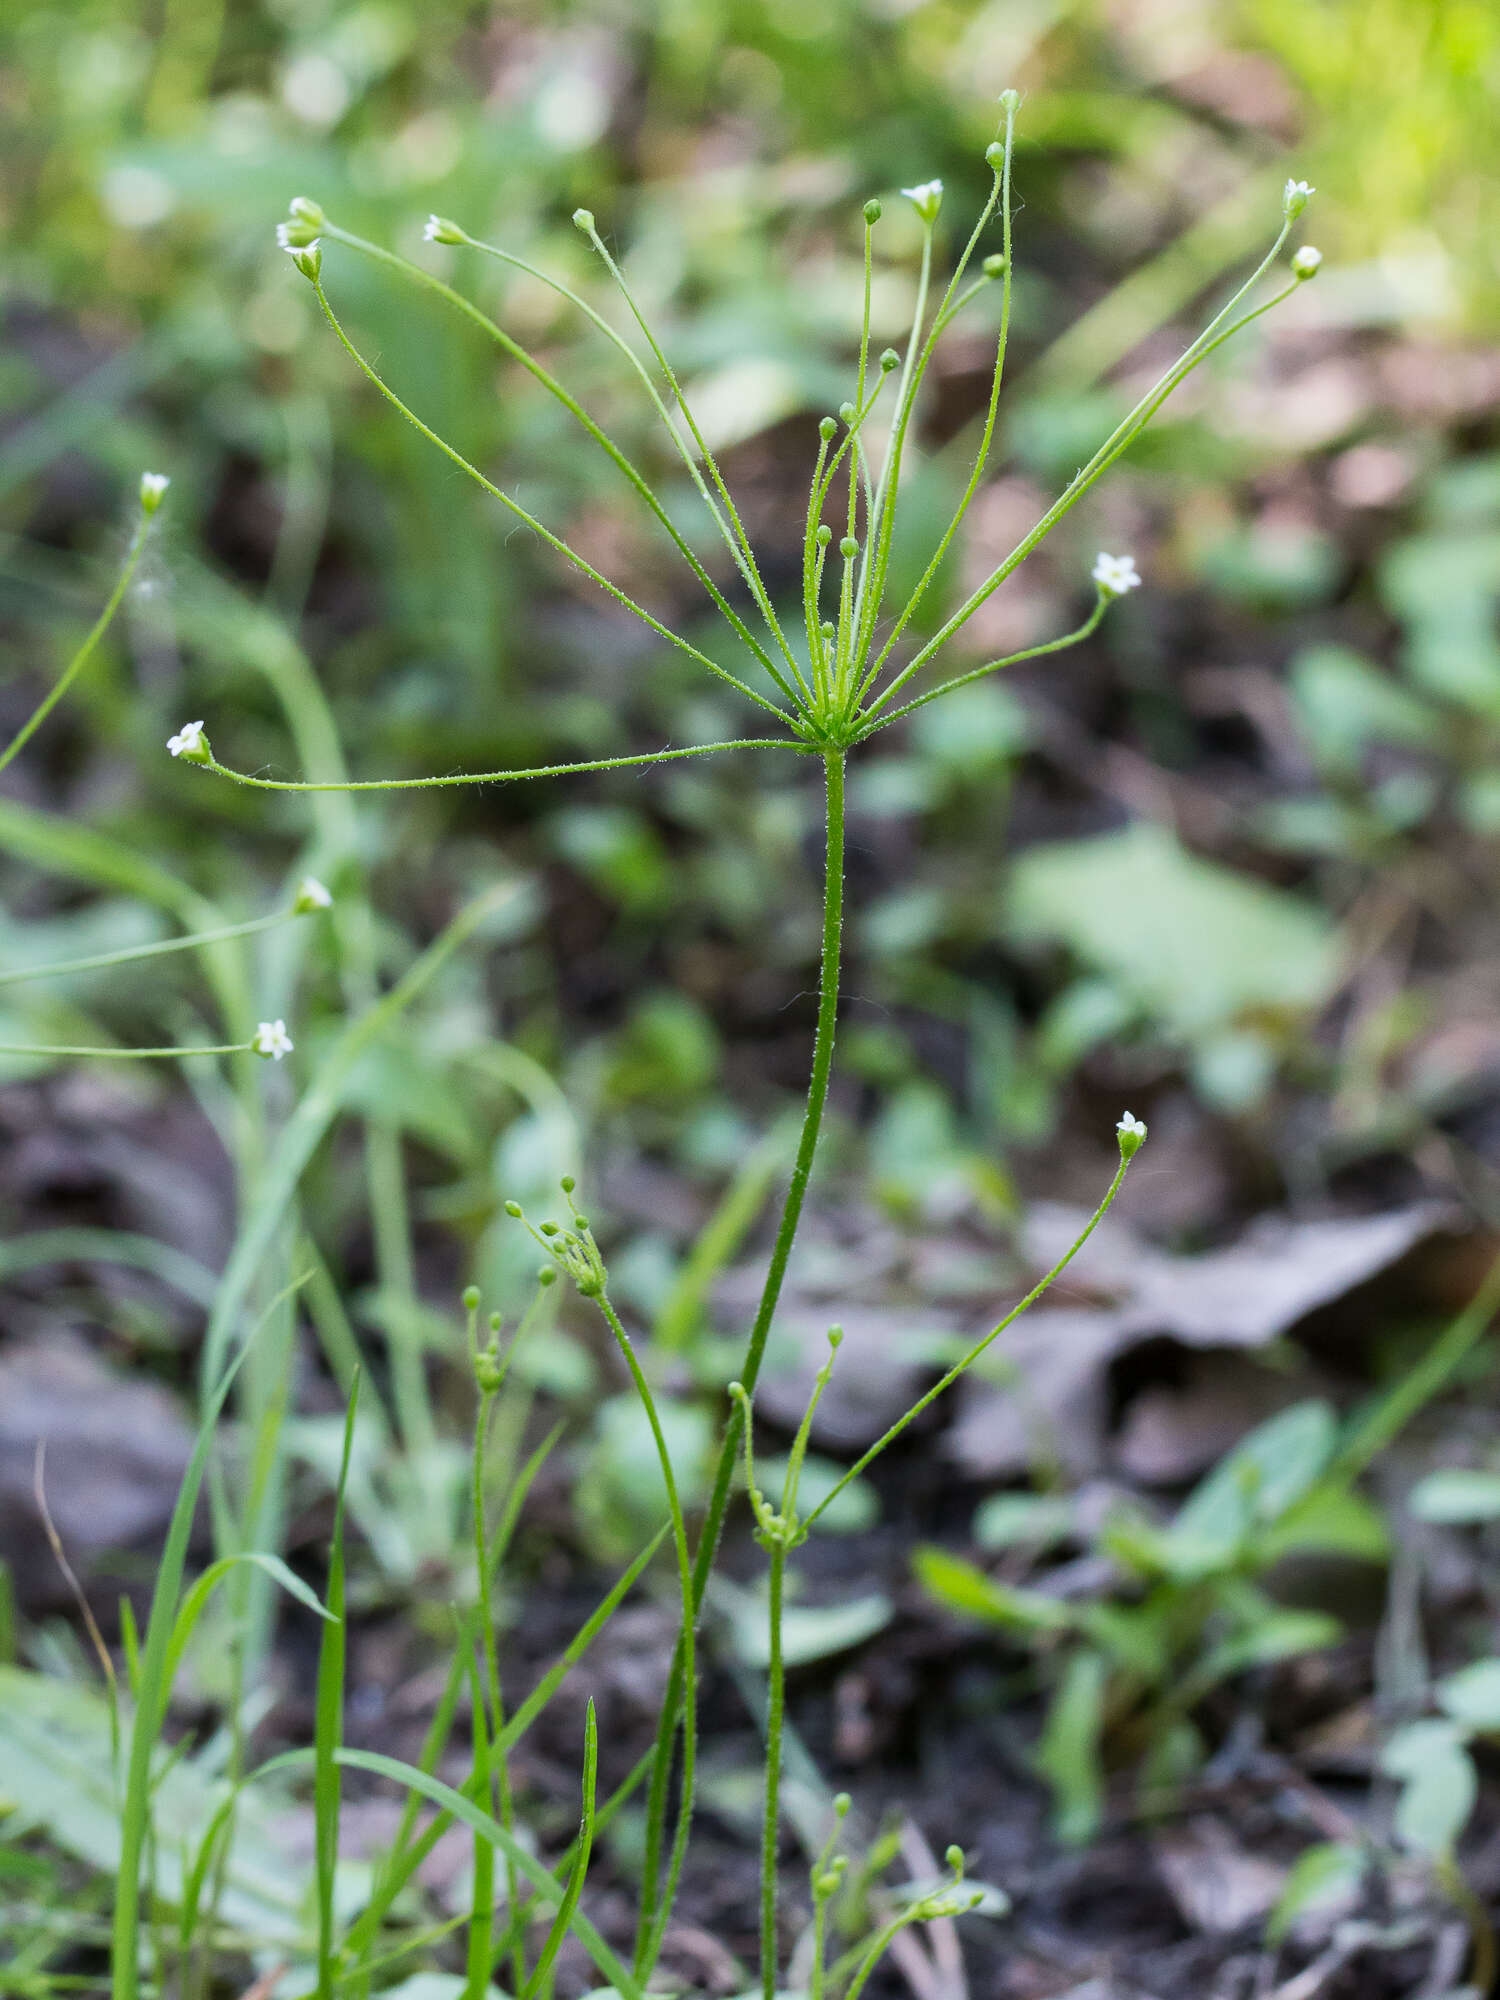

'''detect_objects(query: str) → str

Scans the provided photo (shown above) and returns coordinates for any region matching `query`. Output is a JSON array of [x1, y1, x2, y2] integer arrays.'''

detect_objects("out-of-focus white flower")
[[1091, 552, 1141, 597], [1291, 245, 1323, 280], [139, 472, 170, 514], [294, 875, 333, 912], [900, 179, 944, 223], [1116, 1110, 1148, 1158], [253, 1019, 294, 1061], [1283, 179, 1315, 220], [167, 720, 208, 762], [424, 214, 465, 244]]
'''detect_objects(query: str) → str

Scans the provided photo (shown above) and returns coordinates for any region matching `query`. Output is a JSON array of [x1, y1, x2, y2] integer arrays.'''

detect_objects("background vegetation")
[[4, 2, 1500, 1996]]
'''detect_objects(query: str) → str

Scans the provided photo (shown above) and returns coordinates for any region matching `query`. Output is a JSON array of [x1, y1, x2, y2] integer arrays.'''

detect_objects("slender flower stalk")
[[0, 475, 165, 776]]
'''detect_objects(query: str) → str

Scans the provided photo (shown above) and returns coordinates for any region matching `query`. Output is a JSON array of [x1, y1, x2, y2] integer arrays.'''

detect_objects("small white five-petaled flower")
[[1291, 245, 1323, 280], [253, 1019, 294, 1061], [900, 179, 944, 223], [294, 874, 333, 912], [1116, 1110, 1148, 1158], [1092, 552, 1141, 597], [167, 720, 208, 761], [139, 472, 170, 514]]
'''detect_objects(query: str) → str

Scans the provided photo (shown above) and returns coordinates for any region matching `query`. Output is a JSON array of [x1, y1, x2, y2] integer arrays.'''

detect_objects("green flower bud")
[[462, 1284, 481, 1312], [839, 535, 857, 560], [863, 198, 882, 225], [982, 252, 1008, 278], [572, 208, 595, 233], [879, 347, 900, 372], [818, 416, 837, 442]]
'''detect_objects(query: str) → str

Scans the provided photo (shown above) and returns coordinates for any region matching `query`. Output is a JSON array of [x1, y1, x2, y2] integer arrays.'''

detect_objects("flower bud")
[[289, 195, 325, 230], [985, 140, 1005, 170], [504, 1199, 523, 1217], [424, 214, 466, 245], [572, 208, 596, 233], [139, 471, 170, 514], [286, 241, 322, 283], [1282, 178, 1315, 222], [839, 535, 858, 560], [863, 198, 882, 225], [945, 1844, 965, 1871], [818, 416, 837, 443], [879, 347, 900, 372], [816, 524, 832, 547], [462, 1284, 481, 1312], [982, 252, 1008, 278], [1291, 245, 1323, 280], [838, 400, 855, 423]]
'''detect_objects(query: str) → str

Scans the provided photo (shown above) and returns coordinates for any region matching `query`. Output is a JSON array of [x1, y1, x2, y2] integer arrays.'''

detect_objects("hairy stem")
[[634, 749, 846, 1978]]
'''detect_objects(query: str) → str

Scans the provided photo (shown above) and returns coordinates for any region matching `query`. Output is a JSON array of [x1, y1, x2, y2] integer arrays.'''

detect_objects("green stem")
[[634, 748, 846, 1979], [856, 598, 1108, 737], [592, 1293, 698, 1990], [307, 277, 790, 723], [326, 224, 798, 710], [0, 507, 152, 776], [0, 909, 296, 988], [878, 245, 1295, 709], [760, 1541, 788, 2000], [195, 737, 797, 792], [0, 1040, 253, 1060], [802, 1153, 1134, 1533]]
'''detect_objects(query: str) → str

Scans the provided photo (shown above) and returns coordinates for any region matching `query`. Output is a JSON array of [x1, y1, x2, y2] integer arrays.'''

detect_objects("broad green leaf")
[[973, 1493, 1075, 1553], [1167, 1402, 1339, 1577], [1438, 1659, 1500, 1732], [1382, 1722, 1477, 1856], [1037, 1650, 1108, 1846], [1260, 1481, 1389, 1564], [1409, 1468, 1500, 1524], [1194, 1610, 1341, 1692], [1266, 1841, 1366, 1947], [0, 1667, 311, 1942], [1005, 822, 1336, 1042], [913, 1546, 1074, 1633]]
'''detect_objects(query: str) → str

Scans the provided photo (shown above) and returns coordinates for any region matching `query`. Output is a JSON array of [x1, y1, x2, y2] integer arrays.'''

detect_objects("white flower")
[[282, 239, 322, 282], [900, 179, 944, 223], [167, 720, 208, 761], [424, 214, 465, 244], [1291, 245, 1323, 280], [294, 874, 333, 912], [1091, 551, 1141, 597], [1282, 178, 1315, 220], [139, 472, 170, 514], [1116, 1110, 1147, 1158], [253, 1019, 294, 1061]]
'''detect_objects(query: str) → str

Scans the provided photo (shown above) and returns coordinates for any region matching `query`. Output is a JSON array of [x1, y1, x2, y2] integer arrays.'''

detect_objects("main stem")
[[760, 1542, 788, 2000], [633, 749, 847, 1981]]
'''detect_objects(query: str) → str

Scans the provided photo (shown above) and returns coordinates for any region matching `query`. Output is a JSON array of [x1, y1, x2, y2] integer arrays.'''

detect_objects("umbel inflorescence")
[[170, 100, 1319, 800]]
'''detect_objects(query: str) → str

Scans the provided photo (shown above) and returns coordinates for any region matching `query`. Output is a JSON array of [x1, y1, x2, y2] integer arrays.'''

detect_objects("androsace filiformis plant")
[[91, 96, 1324, 2000]]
